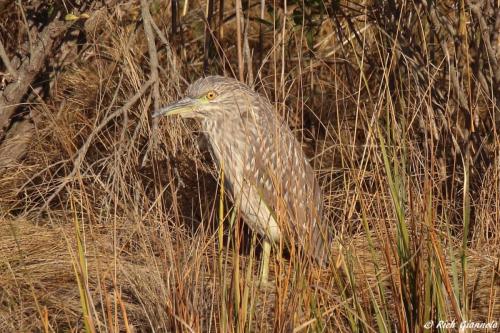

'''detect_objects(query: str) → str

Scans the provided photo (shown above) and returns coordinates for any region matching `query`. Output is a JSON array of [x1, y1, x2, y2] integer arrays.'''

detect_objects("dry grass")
[[1, 0, 499, 332]]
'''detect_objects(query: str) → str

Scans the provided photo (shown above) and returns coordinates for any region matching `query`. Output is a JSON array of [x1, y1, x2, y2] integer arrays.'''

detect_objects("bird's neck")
[[200, 116, 248, 163], [201, 116, 242, 137]]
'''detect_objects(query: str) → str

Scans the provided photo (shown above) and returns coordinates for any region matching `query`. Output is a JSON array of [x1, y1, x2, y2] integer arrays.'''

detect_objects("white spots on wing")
[[263, 146, 271, 159], [294, 150, 301, 163], [199, 106, 325, 250]]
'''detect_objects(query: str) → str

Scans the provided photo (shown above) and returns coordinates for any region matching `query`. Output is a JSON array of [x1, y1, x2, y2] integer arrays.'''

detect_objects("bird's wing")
[[243, 118, 330, 264]]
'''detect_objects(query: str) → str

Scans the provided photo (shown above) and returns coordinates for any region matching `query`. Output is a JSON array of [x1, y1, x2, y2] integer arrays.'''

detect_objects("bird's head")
[[153, 76, 257, 120]]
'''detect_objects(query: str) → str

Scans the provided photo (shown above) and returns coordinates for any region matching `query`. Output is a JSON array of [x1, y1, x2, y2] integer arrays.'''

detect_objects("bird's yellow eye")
[[206, 91, 217, 100]]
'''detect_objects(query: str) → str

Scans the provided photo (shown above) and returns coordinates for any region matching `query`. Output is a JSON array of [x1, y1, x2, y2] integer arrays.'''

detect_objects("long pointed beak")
[[152, 97, 198, 118]]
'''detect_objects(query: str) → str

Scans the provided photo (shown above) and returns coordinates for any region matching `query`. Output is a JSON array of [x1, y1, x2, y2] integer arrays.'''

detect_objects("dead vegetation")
[[0, 0, 499, 332]]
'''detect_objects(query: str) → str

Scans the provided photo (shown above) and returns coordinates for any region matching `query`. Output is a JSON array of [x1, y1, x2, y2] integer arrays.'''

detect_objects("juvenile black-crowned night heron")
[[153, 76, 330, 283]]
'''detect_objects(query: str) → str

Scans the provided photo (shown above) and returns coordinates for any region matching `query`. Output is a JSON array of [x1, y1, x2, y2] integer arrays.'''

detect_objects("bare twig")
[[15, 0, 33, 56], [218, 0, 225, 40], [203, 0, 215, 73], [171, 0, 178, 40], [149, 14, 186, 87], [41, 79, 154, 210], [243, 15, 253, 84], [141, 0, 183, 226], [235, 0, 244, 81], [0, 39, 18, 78], [257, 0, 264, 66], [140, 0, 162, 169], [141, 0, 160, 120], [200, 14, 238, 79]]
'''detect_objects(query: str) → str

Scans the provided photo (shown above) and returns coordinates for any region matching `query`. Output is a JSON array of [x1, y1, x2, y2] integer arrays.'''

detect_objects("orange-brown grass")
[[1, 1, 499, 332]]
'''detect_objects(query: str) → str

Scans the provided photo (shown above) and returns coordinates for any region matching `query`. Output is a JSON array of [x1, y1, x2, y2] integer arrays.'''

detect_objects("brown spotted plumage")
[[154, 76, 331, 276]]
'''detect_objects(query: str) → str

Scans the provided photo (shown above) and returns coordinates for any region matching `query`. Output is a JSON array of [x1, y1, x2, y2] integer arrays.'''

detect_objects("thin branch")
[[41, 79, 154, 210], [0, 39, 18, 78], [141, 0, 183, 226], [141, 0, 160, 118], [243, 15, 253, 84], [149, 13, 186, 87], [16, 0, 33, 57], [235, 0, 244, 81], [203, 0, 215, 73], [140, 0, 163, 170]]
